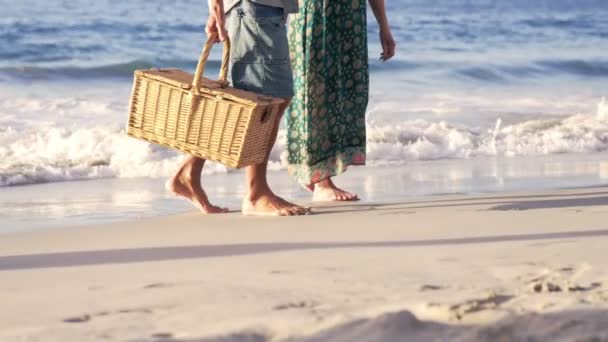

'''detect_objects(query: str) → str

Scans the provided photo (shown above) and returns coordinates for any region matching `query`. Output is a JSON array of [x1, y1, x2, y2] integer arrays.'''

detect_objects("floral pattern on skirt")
[[286, 0, 369, 185]]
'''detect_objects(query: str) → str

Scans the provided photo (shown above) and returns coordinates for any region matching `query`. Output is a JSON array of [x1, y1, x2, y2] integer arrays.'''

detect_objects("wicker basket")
[[126, 35, 285, 168]]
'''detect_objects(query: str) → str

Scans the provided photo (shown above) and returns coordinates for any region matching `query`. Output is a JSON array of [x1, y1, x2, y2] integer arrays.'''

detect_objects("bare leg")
[[312, 177, 360, 202], [167, 156, 229, 214], [243, 99, 309, 216]]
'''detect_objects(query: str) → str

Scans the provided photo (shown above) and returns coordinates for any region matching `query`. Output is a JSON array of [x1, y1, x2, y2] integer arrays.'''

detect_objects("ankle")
[[246, 186, 274, 202], [316, 178, 333, 189], [173, 169, 202, 192], [173, 172, 191, 185]]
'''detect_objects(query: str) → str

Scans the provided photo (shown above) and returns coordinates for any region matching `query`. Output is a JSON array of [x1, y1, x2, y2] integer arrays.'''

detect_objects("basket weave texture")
[[126, 36, 284, 168]]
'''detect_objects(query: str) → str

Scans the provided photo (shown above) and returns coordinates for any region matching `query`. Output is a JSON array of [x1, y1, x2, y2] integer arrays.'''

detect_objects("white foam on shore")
[[366, 99, 608, 163], [1, 98, 607, 187]]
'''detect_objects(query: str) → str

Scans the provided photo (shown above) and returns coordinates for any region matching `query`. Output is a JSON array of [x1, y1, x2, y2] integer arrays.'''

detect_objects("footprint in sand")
[[419, 284, 444, 292], [62, 306, 159, 324], [118, 308, 154, 314], [63, 314, 91, 323], [532, 281, 563, 293], [526, 264, 602, 294], [448, 294, 514, 321], [144, 282, 174, 289], [425, 293, 514, 321], [566, 282, 602, 292], [273, 300, 318, 311]]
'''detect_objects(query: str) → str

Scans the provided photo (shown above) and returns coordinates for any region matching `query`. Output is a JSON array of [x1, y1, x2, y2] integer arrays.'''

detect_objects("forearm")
[[368, 0, 389, 30], [206, 0, 227, 41], [208, 0, 224, 15]]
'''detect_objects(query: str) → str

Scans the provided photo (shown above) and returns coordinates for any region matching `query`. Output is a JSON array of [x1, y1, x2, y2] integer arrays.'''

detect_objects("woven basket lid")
[[136, 68, 284, 106]]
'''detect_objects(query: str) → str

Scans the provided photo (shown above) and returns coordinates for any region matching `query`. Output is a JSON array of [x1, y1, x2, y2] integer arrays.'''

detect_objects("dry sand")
[[1, 187, 608, 341]]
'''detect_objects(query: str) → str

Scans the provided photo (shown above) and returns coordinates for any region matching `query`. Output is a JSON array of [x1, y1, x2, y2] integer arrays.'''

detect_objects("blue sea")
[[1, 0, 608, 231]]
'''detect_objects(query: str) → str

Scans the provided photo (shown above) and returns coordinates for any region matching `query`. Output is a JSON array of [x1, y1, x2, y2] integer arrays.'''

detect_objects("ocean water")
[[1, 0, 608, 229]]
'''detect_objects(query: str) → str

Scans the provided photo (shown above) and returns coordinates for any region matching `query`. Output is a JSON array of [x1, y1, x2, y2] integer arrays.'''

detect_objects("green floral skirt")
[[286, 0, 369, 186]]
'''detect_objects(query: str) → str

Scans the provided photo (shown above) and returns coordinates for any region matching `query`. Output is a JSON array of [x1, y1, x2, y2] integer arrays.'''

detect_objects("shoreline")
[[2, 152, 608, 235], [1, 186, 608, 341]]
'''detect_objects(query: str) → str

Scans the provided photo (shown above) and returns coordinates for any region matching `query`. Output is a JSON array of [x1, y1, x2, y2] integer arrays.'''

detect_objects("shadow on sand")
[[1, 228, 608, 271], [134, 308, 608, 342], [314, 190, 608, 214]]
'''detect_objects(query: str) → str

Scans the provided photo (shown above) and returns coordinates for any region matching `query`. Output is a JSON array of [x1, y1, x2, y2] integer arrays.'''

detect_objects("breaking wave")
[[1, 98, 606, 187]]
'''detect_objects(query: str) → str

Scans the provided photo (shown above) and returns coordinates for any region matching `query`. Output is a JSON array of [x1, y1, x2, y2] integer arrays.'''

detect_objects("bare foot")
[[312, 178, 359, 202], [243, 191, 310, 216], [167, 173, 228, 214]]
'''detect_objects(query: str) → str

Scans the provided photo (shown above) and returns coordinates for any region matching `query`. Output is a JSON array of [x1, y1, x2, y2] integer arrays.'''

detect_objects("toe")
[[288, 206, 304, 215], [273, 202, 291, 216], [294, 206, 308, 215], [204, 205, 227, 214], [290, 204, 305, 214]]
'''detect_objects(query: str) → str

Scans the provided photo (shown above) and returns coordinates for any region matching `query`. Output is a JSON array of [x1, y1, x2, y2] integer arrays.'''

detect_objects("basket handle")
[[192, 33, 231, 94]]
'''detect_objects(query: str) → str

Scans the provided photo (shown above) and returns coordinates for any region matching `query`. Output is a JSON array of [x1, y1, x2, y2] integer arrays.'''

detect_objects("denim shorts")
[[226, 0, 294, 99]]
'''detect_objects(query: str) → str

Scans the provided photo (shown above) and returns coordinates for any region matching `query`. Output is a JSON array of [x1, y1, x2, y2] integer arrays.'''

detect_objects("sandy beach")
[[1, 186, 608, 341], [2, 0, 608, 341]]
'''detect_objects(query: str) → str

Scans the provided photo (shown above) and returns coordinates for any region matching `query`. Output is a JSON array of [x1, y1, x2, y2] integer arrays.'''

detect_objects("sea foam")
[[1, 98, 607, 187]]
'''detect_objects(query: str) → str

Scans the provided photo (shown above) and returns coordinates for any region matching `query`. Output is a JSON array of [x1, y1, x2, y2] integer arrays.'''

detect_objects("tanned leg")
[[242, 99, 309, 216], [167, 156, 229, 214]]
